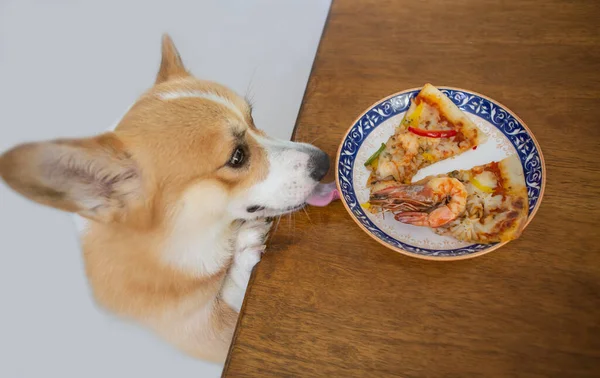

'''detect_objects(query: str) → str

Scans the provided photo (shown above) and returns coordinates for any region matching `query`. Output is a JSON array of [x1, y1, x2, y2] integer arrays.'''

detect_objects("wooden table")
[[223, 0, 600, 376]]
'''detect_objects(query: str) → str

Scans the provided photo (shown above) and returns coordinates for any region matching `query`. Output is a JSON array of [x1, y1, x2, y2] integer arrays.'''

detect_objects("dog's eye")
[[228, 147, 245, 167]]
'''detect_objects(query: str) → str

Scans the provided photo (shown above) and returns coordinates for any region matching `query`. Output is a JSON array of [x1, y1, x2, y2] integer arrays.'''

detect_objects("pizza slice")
[[368, 155, 529, 244], [433, 154, 529, 243], [365, 83, 487, 185]]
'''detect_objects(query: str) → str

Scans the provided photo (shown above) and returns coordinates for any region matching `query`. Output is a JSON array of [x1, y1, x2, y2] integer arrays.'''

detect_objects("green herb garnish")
[[364, 143, 386, 167]]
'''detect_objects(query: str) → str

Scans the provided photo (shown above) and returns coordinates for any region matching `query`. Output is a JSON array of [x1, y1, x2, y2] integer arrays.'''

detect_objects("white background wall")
[[0, 1, 330, 377]]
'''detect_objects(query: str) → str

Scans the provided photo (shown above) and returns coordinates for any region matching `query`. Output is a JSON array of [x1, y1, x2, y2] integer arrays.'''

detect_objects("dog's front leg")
[[220, 218, 272, 312], [176, 219, 272, 362]]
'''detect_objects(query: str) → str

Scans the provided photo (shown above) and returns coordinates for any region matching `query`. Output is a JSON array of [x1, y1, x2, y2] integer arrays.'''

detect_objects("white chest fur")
[[163, 221, 233, 277]]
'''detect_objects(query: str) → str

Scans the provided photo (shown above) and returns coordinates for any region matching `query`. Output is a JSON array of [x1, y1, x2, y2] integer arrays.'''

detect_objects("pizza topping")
[[364, 143, 386, 167], [408, 126, 458, 138], [370, 177, 467, 228], [470, 177, 494, 193], [470, 171, 497, 194], [486, 162, 506, 196], [375, 132, 421, 183], [422, 152, 435, 162], [403, 102, 424, 126]]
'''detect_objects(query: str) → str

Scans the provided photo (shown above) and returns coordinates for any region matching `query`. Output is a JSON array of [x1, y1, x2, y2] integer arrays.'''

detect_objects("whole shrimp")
[[370, 177, 467, 228]]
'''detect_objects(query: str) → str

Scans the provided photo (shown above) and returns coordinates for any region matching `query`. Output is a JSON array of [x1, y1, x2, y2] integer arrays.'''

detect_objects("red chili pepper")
[[408, 126, 457, 138]]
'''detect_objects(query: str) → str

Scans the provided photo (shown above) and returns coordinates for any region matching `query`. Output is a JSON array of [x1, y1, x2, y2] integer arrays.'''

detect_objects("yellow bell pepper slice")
[[403, 102, 424, 127], [470, 177, 494, 193], [370, 158, 379, 170]]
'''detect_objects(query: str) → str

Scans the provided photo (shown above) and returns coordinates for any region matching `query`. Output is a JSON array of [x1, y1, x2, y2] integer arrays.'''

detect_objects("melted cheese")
[[475, 171, 497, 189]]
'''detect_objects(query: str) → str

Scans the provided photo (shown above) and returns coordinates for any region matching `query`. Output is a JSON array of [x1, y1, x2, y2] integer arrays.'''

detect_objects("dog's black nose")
[[308, 150, 330, 181]]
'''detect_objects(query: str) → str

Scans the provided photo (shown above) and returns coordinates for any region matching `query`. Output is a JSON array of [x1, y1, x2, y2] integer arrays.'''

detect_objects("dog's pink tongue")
[[306, 182, 340, 207]]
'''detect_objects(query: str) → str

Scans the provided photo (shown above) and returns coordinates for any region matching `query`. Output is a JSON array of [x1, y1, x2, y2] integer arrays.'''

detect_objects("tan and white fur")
[[0, 35, 329, 362]]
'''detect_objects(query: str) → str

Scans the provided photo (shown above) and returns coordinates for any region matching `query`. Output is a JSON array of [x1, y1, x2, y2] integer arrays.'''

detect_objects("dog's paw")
[[221, 219, 272, 312], [235, 218, 272, 254]]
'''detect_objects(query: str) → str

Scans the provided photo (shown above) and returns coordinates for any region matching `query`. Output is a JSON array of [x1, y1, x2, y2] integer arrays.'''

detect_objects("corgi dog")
[[0, 35, 329, 363]]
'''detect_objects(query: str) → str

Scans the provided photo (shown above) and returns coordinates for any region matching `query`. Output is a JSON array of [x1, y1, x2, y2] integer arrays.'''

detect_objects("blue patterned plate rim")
[[335, 87, 546, 261]]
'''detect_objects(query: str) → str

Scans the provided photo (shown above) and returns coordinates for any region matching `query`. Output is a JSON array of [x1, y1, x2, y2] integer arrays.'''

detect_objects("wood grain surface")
[[223, 0, 600, 376]]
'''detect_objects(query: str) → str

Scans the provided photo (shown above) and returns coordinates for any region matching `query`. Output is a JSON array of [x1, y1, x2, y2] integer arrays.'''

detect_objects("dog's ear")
[[156, 34, 189, 84], [0, 133, 143, 223]]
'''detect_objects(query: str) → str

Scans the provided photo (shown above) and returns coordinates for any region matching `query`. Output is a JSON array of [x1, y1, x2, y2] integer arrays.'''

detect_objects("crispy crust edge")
[[418, 83, 487, 146]]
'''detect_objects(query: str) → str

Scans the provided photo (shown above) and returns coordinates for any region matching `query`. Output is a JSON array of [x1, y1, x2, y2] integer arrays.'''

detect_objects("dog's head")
[[0, 35, 329, 228]]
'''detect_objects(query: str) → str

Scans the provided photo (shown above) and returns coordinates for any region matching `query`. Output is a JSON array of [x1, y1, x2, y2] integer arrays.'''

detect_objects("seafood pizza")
[[365, 83, 487, 185], [434, 155, 529, 243], [362, 84, 530, 244], [368, 155, 529, 244]]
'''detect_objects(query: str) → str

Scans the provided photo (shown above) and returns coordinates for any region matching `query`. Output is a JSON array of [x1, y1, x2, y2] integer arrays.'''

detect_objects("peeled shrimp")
[[376, 133, 420, 182], [370, 177, 467, 228]]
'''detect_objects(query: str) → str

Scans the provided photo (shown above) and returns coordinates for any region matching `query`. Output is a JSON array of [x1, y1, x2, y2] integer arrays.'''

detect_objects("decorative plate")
[[335, 87, 545, 260]]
